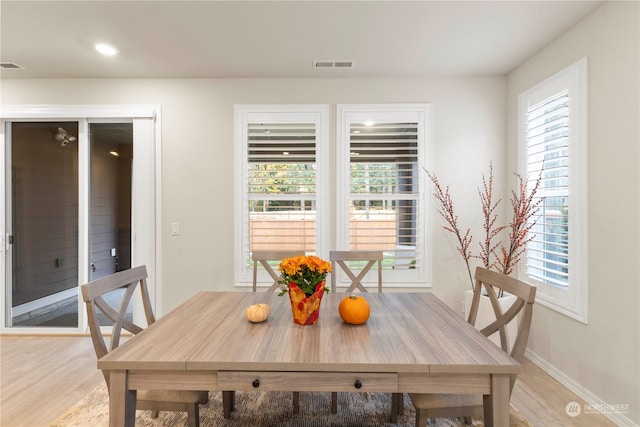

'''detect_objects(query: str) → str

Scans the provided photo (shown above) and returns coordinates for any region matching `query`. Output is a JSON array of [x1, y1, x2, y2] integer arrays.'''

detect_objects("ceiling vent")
[[313, 60, 355, 69], [0, 62, 24, 69]]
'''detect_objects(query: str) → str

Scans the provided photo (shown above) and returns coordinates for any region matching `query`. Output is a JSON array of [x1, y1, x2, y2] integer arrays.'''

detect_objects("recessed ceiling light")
[[95, 43, 118, 56]]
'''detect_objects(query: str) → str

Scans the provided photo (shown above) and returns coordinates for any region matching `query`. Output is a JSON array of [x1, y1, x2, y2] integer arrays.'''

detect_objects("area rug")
[[51, 382, 531, 427]]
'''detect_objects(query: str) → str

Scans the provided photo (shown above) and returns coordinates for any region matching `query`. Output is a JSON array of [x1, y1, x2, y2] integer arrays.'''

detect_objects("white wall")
[[2, 2, 637, 424], [0, 76, 505, 313], [507, 1, 639, 425]]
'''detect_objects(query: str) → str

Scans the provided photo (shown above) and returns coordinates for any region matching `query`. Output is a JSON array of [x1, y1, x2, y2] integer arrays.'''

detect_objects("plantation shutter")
[[247, 122, 317, 253], [525, 91, 570, 287], [348, 122, 419, 269]]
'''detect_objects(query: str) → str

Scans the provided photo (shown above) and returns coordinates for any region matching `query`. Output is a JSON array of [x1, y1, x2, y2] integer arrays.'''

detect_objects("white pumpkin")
[[245, 303, 270, 323]]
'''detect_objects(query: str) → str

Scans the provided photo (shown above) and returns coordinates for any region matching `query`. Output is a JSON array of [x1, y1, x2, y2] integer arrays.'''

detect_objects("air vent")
[[0, 62, 24, 69], [313, 60, 355, 69]]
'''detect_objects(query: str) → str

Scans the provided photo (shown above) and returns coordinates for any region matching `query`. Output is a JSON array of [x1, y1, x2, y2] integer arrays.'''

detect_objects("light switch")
[[171, 223, 180, 236]]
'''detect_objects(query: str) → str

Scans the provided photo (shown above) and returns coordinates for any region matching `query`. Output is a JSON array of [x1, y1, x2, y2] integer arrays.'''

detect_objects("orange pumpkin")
[[338, 295, 370, 325]]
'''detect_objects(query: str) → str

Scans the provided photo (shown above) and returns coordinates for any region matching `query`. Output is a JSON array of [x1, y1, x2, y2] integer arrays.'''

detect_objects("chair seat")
[[409, 392, 518, 427], [409, 393, 482, 416], [139, 389, 209, 405]]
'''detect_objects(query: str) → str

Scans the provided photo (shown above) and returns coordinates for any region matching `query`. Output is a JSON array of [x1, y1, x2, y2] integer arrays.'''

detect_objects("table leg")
[[223, 391, 233, 419], [390, 393, 399, 423], [483, 374, 510, 427], [109, 370, 137, 427]]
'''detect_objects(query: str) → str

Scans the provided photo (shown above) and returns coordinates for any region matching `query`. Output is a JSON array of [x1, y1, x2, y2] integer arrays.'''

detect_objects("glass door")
[[5, 121, 135, 328], [1, 105, 159, 333], [89, 122, 132, 279], [89, 122, 133, 326], [8, 122, 80, 327]]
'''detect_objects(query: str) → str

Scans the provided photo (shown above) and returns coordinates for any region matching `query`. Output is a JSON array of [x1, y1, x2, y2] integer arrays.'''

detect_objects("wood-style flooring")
[[0, 335, 617, 427]]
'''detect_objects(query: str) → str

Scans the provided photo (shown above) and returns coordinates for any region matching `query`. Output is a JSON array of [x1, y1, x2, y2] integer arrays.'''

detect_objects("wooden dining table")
[[98, 291, 519, 427]]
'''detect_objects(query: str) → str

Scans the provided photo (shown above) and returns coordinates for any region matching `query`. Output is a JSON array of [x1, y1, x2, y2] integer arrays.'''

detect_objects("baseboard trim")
[[525, 349, 638, 427]]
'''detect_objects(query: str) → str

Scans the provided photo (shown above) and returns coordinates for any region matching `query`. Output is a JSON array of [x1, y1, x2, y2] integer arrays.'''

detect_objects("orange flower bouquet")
[[278, 255, 331, 325]]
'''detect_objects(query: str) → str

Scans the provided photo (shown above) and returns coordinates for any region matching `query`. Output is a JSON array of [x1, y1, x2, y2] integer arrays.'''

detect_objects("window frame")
[[234, 104, 329, 285], [336, 104, 433, 287], [517, 58, 588, 323]]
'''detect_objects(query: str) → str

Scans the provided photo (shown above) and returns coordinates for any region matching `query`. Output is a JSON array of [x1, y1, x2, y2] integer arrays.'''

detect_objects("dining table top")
[[98, 291, 519, 377]]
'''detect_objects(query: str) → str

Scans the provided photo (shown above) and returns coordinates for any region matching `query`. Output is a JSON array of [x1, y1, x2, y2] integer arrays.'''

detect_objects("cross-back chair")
[[409, 267, 537, 427], [328, 250, 401, 419], [240, 250, 305, 416], [80, 266, 211, 427], [252, 250, 306, 292], [330, 250, 383, 293]]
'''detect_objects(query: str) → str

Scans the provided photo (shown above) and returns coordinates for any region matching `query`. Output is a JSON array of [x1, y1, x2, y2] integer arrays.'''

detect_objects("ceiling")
[[0, 1, 604, 79]]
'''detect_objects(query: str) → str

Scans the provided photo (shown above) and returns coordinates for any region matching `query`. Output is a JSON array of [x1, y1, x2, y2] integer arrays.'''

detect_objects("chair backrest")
[[80, 266, 155, 385], [252, 250, 305, 292], [330, 250, 383, 293], [468, 267, 536, 390]]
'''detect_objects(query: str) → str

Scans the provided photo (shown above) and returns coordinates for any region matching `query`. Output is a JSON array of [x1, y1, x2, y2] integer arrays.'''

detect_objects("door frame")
[[0, 104, 162, 334]]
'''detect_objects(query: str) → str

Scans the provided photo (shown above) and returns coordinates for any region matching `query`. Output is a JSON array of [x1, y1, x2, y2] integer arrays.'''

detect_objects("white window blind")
[[247, 122, 317, 252], [349, 122, 419, 269], [234, 105, 329, 285], [525, 91, 570, 287], [517, 57, 587, 323], [337, 104, 431, 286]]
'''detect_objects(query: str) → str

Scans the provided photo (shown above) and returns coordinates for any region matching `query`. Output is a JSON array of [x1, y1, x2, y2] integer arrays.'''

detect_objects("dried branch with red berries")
[[426, 164, 543, 291]]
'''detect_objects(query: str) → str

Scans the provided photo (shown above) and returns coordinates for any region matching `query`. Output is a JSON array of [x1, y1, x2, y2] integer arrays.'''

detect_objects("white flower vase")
[[464, 289, 518, 352]]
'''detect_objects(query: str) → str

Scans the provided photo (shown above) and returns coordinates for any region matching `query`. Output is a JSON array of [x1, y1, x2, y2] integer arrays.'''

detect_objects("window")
[[234, 105, 329, 284], [336, 104, 431, 285], [518, 58, 588, 322], [235, 103, 431, 288]]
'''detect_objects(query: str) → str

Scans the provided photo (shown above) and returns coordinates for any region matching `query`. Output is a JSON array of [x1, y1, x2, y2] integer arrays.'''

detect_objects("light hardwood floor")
[[0, 335, 617, 427]]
